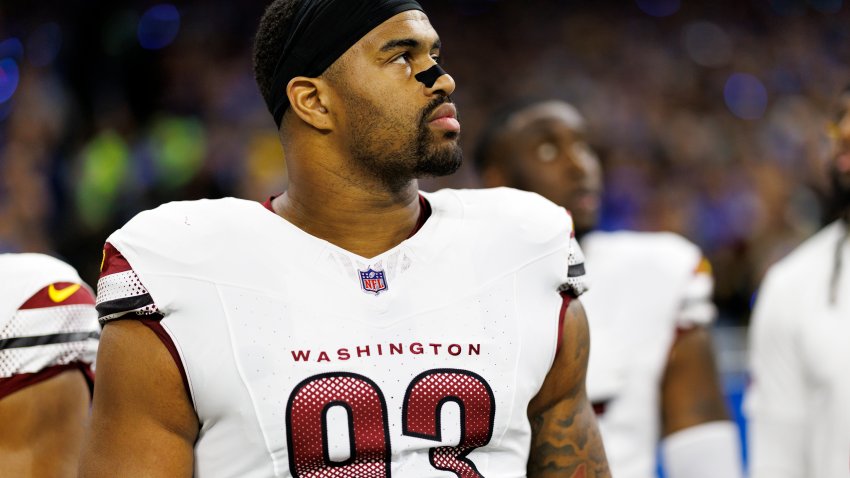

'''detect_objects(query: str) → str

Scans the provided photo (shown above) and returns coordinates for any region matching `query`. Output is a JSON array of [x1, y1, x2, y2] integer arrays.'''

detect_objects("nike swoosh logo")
[[48, 284, 81, 303]]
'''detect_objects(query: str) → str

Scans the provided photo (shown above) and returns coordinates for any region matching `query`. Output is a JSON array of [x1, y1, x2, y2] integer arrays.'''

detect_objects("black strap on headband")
[[268, 0, 424, 128]]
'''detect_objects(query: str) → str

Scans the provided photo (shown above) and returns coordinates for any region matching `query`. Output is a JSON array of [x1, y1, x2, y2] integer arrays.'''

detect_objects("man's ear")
[[286, 76, 334, 131]]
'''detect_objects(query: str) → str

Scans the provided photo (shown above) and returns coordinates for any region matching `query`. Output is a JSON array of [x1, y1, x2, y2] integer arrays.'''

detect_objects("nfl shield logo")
[[359, 268, 388, 295]]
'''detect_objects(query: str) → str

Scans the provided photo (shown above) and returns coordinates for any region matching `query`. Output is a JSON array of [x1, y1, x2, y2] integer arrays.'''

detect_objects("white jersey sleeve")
[[560, 223, 589, 298], [745, 266, 808, 478], [0, 253, 99, 399], [674, 257, 716, 328], [95, 242, 161, 324]]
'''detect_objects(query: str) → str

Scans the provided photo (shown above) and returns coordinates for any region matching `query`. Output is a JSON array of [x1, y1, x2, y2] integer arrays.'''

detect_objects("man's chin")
[[415, 145, 463, 178]]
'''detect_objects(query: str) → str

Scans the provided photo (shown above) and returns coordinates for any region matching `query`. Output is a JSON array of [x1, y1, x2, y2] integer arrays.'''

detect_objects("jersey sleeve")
[[557, 214, 589, 298], [674, 256, 717, 329], [95, 241, 192, 399], [95, 242, 162, 324], [0, 281, 99, 400], [744, 267, 808, 478]]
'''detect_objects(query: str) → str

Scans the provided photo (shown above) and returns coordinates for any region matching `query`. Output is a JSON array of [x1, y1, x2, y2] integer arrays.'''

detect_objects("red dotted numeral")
[[403, 369, 496, 478], [286, 369, 495, 477], [286, 373, 390, 477]]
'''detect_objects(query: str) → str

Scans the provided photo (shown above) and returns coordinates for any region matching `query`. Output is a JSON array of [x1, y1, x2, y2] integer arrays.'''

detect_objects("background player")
[[0, 253, 99, 478], [475, 99, 743, 478], [745, 85, 850, 478], [79, 1, 610, 476]]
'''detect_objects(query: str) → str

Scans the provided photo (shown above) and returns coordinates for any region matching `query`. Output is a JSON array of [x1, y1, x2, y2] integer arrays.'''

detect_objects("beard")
[[345, 95, 463, 193]]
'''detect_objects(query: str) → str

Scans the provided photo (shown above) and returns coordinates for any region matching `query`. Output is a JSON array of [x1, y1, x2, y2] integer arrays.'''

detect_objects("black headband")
[[268, 0, 424, 127]]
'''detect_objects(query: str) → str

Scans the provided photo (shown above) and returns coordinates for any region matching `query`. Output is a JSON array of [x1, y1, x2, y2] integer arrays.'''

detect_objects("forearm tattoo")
[[527, 318, 610, 478]]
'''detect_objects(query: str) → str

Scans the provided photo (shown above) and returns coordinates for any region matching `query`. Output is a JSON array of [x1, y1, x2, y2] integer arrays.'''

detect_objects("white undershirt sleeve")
[[662, 421, 743, 478]]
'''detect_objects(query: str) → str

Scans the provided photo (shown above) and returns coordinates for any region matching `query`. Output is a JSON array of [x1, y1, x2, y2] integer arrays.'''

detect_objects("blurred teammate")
[[79, 1, 610, 477], [746, 86, 850, 478], [476, 99, 743, 478], [0, 253, 99, 478]]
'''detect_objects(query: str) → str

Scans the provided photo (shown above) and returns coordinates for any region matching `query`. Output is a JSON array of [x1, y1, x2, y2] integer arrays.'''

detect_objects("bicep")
[[660, 326, 730, 436], [79, 320, 198, 478], [527, 297, 610, 478], [0, 370, 90, 478]]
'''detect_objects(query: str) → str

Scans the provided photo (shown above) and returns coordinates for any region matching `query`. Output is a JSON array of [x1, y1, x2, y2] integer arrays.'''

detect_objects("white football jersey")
[[745, 220, 850, 478], [96, 188, 587, 478], [0, 253, 99, 398], [579, 231, 715, 478]]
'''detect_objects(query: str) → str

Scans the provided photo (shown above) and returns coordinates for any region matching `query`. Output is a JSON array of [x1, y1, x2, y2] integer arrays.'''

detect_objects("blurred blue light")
[[0, 59, 20, 104], [635, 0, 681, 17], [137, 4, 180, 50], [724, 73, 768, 120], [27, 23, 62, 67], [808, 0, 843, 13], [0, 38, 24, 61]]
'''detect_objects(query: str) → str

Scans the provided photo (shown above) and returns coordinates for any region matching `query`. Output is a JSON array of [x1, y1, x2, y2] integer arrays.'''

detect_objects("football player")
[[476, 99, 743, 478], [0, 253, 99, 477], [79, 1, 610, 477], [746, 85, 850, 478]]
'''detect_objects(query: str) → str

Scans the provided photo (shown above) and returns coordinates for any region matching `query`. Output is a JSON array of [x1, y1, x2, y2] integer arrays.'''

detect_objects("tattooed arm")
[[527, 296, 610, 478]]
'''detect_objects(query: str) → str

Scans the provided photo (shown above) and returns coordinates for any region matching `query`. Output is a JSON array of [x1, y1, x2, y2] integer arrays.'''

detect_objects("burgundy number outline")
[[401, 368, 496, 478], [285, 372, 391, 478], [286, 369, 496, 477]]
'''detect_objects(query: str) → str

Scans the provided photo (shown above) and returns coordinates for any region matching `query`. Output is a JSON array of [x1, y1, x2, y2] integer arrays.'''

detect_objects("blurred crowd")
[[1, 0, 848, 324]]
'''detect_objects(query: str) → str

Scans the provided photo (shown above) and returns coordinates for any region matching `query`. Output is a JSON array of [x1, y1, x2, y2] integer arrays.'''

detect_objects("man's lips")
[[428, 103, 460, 133]]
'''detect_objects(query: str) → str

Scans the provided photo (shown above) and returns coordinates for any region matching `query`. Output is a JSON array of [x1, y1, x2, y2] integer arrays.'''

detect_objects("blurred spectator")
[[745, 85, 850, 478]]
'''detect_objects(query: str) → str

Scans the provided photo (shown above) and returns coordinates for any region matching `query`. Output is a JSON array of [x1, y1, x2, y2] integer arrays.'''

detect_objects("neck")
[[273, 171, 422, 259]]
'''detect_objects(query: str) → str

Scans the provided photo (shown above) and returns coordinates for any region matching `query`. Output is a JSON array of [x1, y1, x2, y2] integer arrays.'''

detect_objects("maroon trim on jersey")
[[407, 194, 432, 239], [18, 283, 96, 310], [555, 291, 573, 358], [140, 319, 193, 404], [592, 401, 608, 416], [101, 242, 133, 276], [260, 194, 433, 238], [0, 362, 94, 401], [262, 195, 277, 213]]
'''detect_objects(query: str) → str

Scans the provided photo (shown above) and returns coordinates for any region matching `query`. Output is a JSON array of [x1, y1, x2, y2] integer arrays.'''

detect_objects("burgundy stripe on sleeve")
[[19, 283, 96, 309], [101, 242, 133, 276], [555, 291, 573, 358], [140, 319, 193, 403], [0, 362, 94, 401]]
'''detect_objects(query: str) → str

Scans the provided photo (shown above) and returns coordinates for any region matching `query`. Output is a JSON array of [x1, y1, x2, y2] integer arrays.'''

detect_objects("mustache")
[[419, 95, 454, 124]]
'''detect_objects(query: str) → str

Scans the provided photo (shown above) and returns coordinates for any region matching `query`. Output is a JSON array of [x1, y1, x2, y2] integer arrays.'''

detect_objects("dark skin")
[[528, 299, 610, 478], [0, 369, 91, 478], [80, 12, 610, 477], [273, 11, 459, 259], [480, 102, 602, 238], [481, 99, 731, 443]]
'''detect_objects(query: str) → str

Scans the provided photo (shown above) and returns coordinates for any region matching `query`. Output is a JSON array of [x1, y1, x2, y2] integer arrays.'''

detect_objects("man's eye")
[[391, 53, 411, 64], [431, 55, 442, 64], [537, 142, 558, 163]]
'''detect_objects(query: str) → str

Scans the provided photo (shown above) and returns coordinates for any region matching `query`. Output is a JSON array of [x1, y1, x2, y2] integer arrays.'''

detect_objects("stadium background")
[[2, 0, 848, 474]]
